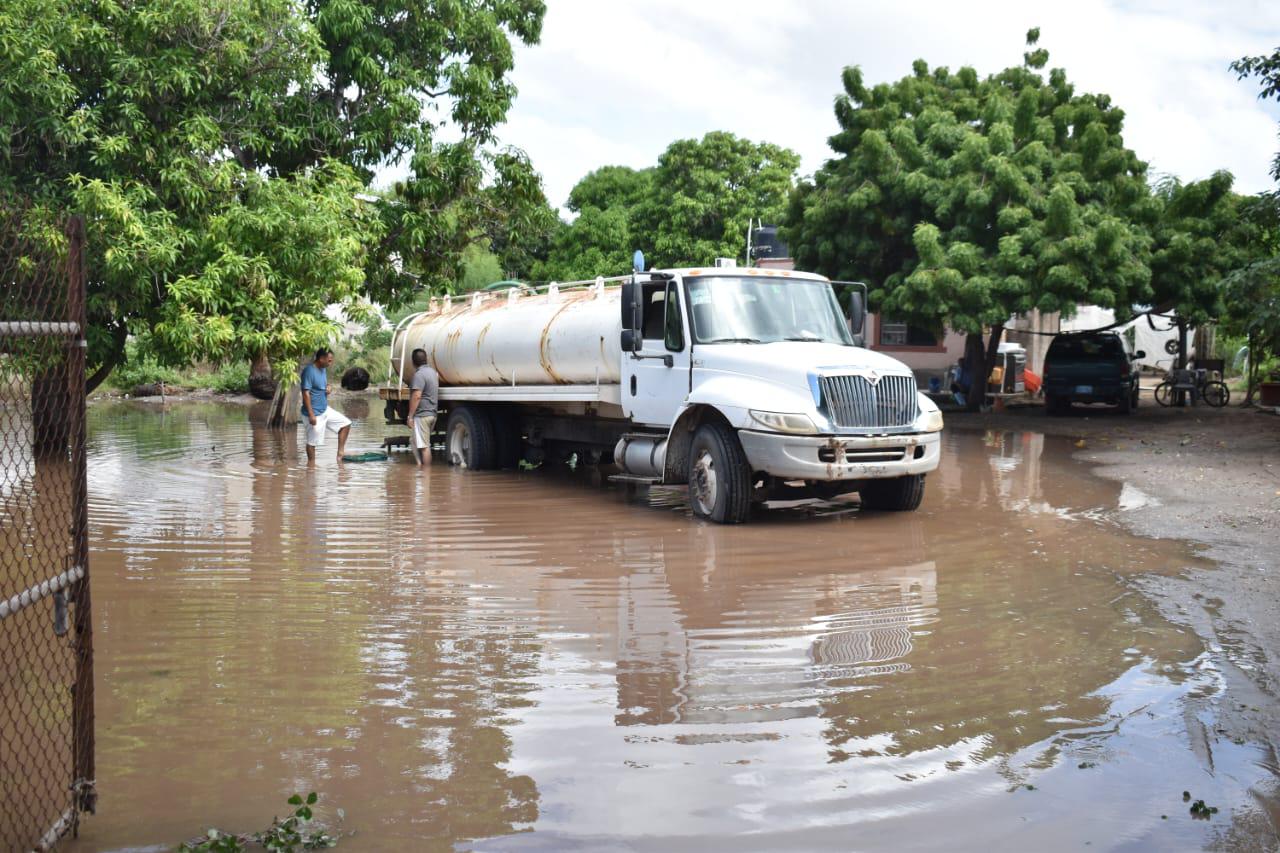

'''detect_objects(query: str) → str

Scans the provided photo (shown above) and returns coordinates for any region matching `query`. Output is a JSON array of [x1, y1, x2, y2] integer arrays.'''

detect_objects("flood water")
[[66, 400, 1277, 851]]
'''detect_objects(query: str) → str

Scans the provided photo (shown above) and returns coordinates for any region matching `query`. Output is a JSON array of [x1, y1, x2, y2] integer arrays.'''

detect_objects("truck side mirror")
[[847, 291, 866, 339], [620, 278, 642, 352], [1134, 350, 1146, 360], [621, 280, 636, 329]]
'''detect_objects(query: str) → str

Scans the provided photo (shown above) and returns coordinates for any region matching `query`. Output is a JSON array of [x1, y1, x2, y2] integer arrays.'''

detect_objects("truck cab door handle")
[[631, 353, 674, 367]]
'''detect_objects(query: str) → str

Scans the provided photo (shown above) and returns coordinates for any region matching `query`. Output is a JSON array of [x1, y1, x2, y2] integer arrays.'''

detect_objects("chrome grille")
[[820, 374, 918, 431]]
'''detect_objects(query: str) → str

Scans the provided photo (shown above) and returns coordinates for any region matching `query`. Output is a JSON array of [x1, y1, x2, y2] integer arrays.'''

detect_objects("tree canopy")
[[532, 166, 652, 281], [534, 132, 799, 281], [1148, 172, 1262, 325], [785, 30, 1157, 346], [0, 0, 546, 388], [637, 131, 800, 266], [1227, 46, 1280, 399]]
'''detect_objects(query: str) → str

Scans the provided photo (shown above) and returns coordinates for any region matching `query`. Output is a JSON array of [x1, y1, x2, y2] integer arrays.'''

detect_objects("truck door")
[[623, 278, 691, 427]]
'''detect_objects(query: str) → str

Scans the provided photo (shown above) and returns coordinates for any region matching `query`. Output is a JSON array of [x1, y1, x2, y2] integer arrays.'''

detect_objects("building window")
[[879, 319, 939, 347]]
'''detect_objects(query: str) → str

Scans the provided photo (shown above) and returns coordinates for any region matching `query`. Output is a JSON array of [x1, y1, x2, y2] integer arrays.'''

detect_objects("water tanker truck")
[[382, 265, 943, 523]]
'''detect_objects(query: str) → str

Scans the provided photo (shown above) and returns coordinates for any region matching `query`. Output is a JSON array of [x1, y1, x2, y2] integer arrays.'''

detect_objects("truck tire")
[[445, 405, 496, 470], [1044, 394, 1065, 416], [1118, 390, 1132, 415], [859, 474, 925, 512], [687, 422, 752, 524]]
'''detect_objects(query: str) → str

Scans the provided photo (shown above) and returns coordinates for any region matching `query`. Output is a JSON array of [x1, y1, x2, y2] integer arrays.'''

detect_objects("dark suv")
[[1042, 332, 1144, 415]]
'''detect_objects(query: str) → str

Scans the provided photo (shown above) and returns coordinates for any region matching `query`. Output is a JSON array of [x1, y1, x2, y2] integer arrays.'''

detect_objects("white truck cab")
[[384, 265, 943, 523]]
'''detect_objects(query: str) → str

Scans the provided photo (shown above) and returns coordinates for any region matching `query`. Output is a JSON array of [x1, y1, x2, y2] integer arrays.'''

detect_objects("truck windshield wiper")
[[701, 337, 763, 344], [783, 334, 823, 342]]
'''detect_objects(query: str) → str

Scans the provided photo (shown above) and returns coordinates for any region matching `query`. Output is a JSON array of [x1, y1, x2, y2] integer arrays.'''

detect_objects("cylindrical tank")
[[392, 283, 622, 386], [613, 435, 668, 478]]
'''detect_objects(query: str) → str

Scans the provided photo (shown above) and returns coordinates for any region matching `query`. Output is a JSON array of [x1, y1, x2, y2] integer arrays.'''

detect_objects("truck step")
[[608, 473, 662, 485]]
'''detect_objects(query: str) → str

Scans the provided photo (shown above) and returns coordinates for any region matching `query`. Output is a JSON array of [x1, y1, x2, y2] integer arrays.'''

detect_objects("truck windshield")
[[685, 276, 853, 345]]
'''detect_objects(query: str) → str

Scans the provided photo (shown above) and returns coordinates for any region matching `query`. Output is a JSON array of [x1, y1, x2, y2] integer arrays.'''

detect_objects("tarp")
[[1060, 307, 1191, 371]]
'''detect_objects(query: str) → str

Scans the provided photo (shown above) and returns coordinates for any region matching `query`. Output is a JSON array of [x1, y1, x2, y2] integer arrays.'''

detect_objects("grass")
[[106, 340, 250, 394]]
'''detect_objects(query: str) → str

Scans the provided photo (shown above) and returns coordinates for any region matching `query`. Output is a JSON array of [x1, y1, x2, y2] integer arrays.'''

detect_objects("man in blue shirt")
[[301, 347, 351, 463]]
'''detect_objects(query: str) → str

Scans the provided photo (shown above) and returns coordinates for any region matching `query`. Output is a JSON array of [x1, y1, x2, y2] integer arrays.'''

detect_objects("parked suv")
[[1042, 332, 1145, 415]]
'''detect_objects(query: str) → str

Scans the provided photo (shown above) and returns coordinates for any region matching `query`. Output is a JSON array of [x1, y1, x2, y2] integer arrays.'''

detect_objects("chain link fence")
[[0, 208, 95, 849]]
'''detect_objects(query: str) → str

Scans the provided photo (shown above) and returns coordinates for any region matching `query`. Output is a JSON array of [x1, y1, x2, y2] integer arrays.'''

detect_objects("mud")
[[951, 403, 1280, 848], [65, 401, 1280, 851]]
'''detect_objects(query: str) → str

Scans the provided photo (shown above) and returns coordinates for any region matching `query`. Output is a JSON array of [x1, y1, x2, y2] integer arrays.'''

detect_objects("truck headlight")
[[914, 394, 944, 432], [749, 410, 818, 434]]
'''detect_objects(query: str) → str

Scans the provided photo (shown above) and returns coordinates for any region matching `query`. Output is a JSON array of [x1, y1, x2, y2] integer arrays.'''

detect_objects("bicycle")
[[1153, 364, 1229, 408]]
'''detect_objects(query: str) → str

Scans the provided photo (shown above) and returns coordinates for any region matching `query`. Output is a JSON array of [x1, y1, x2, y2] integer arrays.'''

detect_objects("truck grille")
[[820, 374, 918, 432]]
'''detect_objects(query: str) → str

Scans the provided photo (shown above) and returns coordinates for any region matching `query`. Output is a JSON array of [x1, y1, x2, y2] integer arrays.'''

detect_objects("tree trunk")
[[268, 357, 308, 428], [1192, 323, 1215, 362], [1243, 331, 1257, 407], [248, 350, 277, 400], [83, 323, 127, 396], [1175, 318, 1189, 407], [962, 324, 1004, 412]]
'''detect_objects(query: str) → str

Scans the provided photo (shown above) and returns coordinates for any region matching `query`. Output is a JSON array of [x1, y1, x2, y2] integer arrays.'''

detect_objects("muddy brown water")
[[60, 401, 1277, 851]]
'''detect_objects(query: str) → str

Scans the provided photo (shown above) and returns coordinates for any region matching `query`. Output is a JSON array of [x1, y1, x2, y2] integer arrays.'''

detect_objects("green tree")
[[0, 0, 546, 390], [1144, 173, 1266, 385], [535, 206, 636, 281], [1148, 173, 1256, 323], [533, 166, 653, 281], [639, 131, 800, 266], [457, 243, 506, 292], [567, 165, 655, 213], [786, 30, 1156, 409], [1231, 48, 1280, 186], [1227, 47, 1280, 401], [535, 134, 799, 280]]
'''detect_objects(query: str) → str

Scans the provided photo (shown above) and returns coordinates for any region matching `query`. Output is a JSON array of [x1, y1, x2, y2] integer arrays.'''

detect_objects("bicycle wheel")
[[1202, 381, 1229, 408], [1154, 381, 1173, 407]]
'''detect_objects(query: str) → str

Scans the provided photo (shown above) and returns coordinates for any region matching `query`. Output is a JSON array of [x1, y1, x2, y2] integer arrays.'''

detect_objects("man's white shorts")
[[305, 409, 352, 447], [413, 414, 436, 449]]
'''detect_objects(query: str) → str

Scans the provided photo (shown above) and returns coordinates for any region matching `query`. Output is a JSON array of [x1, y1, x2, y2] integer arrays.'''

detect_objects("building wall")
[[1005, 309, 1060, 376], [865, 312, 966, 388]]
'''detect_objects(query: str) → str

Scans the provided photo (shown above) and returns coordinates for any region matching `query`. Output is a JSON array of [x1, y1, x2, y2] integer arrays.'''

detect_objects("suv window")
[[1048, 335, 1124, 360]]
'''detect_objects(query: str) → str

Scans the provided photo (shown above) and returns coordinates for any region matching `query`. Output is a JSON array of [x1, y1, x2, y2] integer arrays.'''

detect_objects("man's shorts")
[[413, 414, 436, 450], [305, 408, 352, 447]]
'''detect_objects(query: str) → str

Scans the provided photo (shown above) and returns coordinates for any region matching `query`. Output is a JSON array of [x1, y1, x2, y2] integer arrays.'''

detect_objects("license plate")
[[1075, 385, 1093, 394]]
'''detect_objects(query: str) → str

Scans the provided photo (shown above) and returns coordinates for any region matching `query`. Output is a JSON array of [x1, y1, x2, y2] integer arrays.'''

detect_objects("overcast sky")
[[481, 0, 1280, 214]]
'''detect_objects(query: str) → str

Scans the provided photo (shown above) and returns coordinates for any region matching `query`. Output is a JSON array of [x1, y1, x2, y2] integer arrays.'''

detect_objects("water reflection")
[[68, 403, 1274, 851]]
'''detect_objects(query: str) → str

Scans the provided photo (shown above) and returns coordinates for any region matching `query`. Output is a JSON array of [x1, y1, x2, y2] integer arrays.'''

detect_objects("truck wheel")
[[1118, 390, 1132, 415], [445, 405, 496, 470], [1044, 394, 1062, 416], [859, 474, 925, 512], [687, 422, 752, 524]]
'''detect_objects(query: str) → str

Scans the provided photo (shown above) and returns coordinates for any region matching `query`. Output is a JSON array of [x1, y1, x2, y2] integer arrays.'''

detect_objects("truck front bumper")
[[737, 430, 942, 481]]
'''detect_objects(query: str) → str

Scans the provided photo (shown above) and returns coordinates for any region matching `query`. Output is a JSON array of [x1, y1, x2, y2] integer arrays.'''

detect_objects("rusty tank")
[[391, 281, 623, 387]]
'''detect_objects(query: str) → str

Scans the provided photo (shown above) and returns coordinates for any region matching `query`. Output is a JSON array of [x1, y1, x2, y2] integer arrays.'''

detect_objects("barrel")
[[391, 283, 623, 387]]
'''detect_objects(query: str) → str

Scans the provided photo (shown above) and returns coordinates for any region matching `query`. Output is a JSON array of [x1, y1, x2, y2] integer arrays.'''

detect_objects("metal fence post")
[[66, 215, 96, 818]]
